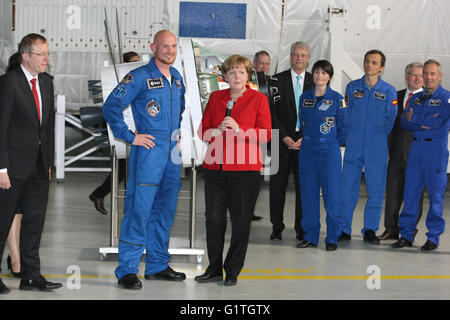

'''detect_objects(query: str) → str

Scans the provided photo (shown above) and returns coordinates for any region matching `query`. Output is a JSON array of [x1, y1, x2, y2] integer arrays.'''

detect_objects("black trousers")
[[269, 140, 303, 235], [384, 161, 424, 233], [0, 151, 49, 280], [92, 159, 126, 199], [204, 170, 260, 277]]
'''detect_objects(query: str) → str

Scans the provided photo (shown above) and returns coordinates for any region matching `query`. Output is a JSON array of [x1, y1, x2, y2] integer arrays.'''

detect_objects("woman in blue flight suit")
[[296, 60, 349, 251]]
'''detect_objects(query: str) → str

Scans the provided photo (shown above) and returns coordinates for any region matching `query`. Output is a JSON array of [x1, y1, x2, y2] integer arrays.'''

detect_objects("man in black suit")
[[0, 33, 62, 293], [378, 62, 425, 240], [269, 41, 314, 241]]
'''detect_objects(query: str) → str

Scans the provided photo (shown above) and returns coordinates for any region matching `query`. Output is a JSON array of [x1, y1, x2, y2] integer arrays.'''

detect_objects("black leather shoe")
[[19, 276, 63, 291], [270, 231, 282, 241], [251, 215, 263, 221], [118, 274, 142, 290], [391, 238, 413, 248], [377, 230, 399, 240], [0, 279, 10, 294], [89, 193, 107, 215], [421, 240, 438, 251], [194, 272, 223, 283], [145, 267, 186, 281], [325, 243, 337, 251], [338, 232, 351, 241], [296, 240, 316, 248], [224, 275, 237, 286], [296, 232, 305, 241], [363, 230, 380, 245]]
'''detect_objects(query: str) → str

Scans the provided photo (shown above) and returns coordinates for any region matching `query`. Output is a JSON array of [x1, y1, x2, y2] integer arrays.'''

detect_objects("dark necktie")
[[30, 78, 41, 122], [404, 92, 413, 110]]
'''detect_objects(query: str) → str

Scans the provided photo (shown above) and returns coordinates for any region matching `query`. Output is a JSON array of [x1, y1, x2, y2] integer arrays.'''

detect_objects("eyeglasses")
[[29, 52, 50, 57], [406, 73, 423, 78]]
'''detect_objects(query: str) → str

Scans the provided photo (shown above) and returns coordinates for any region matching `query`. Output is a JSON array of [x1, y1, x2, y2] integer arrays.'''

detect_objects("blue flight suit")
[[341, 75, 397, 235], [399, 85, 450, 245], [298, 86, 349, 245], [103, 57, 185, 279]]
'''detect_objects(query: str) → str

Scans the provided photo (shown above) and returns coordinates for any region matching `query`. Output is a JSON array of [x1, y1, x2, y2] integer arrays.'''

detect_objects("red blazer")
[[198, 86, 272, 171]]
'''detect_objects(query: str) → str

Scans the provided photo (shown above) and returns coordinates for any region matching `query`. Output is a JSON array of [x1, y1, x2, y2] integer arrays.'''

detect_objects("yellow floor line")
[[2, 274, 450, 280]]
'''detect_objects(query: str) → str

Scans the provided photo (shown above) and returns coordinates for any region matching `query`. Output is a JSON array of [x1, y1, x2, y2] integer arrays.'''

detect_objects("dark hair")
[[253, 50, 270, 62], [6, 51, 21, 72], [123, 51, 139, 63], [364, 49, 386, 67], [18, 33, 47, 55], [312, 60, 334, 80]]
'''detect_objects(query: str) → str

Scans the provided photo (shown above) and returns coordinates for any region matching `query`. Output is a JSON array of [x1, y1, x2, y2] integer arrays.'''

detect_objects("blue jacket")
[[103, 57, 185, 144], [299, 85, 349, 148], [400, 84, 450, 140], [344, 75, 397, 159]]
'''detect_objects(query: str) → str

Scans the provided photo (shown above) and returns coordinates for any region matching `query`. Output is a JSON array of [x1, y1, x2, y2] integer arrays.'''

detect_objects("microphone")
[[225, 100, 234, 117]]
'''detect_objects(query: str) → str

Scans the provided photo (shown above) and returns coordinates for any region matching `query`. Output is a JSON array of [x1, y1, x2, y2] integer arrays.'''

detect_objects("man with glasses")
[[379, 62, 425, 240], [0, 33, 62, 293], [269, 41, 314, 241], [393, 59, 450, 251]]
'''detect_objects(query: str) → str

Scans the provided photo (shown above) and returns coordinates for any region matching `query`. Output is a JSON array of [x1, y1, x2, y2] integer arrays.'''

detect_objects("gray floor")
[[1, 170, 450, 300]]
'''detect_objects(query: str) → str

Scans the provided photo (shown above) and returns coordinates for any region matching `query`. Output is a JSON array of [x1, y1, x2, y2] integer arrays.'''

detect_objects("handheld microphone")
[[225, 100, 234, 117]]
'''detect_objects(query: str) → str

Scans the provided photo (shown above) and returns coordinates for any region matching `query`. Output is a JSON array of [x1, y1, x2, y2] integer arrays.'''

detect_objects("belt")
[[413, 138, 432, 141]]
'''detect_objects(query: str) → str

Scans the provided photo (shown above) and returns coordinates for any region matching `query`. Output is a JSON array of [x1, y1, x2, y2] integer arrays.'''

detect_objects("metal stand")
[[55, 95, 111, 182], [99, 154, 204, 263]]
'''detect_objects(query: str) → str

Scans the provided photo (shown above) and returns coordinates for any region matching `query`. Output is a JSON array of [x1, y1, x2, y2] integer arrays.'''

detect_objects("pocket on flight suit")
[[135, 144, 166, 186]]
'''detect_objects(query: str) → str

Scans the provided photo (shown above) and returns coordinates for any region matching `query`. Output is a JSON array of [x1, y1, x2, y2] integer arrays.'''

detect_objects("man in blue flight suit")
[[393, 59, 450, 251], [340, 50, 398, 245], [103, 30, 186, 289]]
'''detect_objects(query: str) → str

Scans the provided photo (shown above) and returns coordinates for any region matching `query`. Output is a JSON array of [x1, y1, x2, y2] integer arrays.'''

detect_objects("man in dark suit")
[[378, 62, 425, 240], [0, 33, 62, 293], [269, 41, 313, 241]]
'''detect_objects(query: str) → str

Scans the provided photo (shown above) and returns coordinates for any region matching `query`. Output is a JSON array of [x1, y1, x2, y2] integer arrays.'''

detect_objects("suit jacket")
[[387, 88, 413, 164], [0, 67, 55, 180], [271, 69, 313, 140]]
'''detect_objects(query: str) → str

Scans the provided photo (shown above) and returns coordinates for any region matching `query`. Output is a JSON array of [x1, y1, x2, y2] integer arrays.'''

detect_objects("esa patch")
[[146, 100, 161, 118], [429, 99, 441, 107], [121, 73, 133, 84], [147, 78, 164, 89], [373, 91, 386, 101], [113, 84, 127, 97], [320, 122, 331, 135], [303, 99, 315, 107]]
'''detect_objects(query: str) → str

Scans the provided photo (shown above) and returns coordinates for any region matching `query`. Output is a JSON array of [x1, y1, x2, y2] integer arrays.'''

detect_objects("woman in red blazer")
[[195, 55, 271, 286]]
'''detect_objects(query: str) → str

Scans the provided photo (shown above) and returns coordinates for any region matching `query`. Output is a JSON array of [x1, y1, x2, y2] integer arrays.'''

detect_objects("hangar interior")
[[0, 0, 449, 300]]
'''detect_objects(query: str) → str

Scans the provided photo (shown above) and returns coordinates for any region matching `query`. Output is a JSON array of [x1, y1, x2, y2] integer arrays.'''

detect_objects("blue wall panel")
[[179, 2, 246, 39]]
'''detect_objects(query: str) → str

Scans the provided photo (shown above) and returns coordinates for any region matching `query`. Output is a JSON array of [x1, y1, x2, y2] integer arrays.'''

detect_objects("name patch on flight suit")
[[303, 99, 315, 107], [147, 78, 164, 89], [373, 92, 386, 101], [429, 99, 441, 107], [146, 100, 160, 118]]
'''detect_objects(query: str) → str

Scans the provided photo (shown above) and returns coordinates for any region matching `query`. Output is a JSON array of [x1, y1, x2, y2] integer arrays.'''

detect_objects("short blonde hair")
[[221, 54, 253, 77]]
